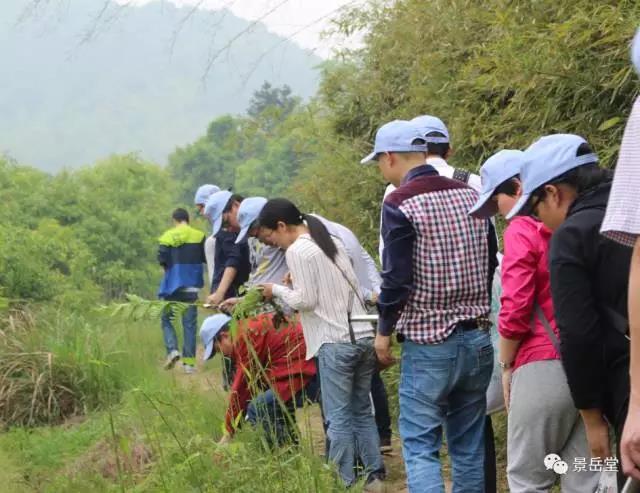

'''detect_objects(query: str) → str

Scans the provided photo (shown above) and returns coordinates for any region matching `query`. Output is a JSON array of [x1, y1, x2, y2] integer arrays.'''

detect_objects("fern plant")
[[105, 294, 194, 330]]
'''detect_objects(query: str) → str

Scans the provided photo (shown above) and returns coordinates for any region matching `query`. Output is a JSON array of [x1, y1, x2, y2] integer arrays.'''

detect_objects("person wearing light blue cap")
[[511, 133, 631, 487], [199, 312, 316, 448], [194, 184, 220, 289], [470, 149, 598, 492], [204, 190, 251, 390], [222, 195, 392, 451], [194, 184, 220, 214], [378, 115, 484, 260], [411, 114, 483, 190], [362, 119, 494, 492], [602, 28, 640, 483], [203, 190, 250, 307]]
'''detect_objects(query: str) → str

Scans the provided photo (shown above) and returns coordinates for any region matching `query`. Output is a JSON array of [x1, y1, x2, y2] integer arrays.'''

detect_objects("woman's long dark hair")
[[258, 198, 338, 261]]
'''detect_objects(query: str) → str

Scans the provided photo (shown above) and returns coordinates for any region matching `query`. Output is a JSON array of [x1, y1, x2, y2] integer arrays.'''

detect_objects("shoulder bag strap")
[[534, 303, 561, 354]]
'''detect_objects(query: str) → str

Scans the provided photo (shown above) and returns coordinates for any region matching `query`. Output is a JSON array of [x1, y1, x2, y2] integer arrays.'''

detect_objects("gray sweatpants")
[[507, 359, 600, 493]]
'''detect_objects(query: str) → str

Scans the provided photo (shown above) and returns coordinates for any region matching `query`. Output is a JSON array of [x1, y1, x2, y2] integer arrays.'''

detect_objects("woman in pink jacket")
[[469, 150, 598, 492]]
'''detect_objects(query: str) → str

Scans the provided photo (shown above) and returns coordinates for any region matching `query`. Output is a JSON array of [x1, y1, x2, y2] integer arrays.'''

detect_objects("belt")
[[458, 318, 491, 331]]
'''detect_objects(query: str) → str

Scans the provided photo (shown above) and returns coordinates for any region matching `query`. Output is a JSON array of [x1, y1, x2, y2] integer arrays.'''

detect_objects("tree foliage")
[[169, 82, 316, 201], [0, 155, 174, 304], [289, 0, 640, 249]]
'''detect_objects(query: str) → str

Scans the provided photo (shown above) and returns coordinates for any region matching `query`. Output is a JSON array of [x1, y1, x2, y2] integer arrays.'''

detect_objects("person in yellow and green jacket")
[[158, 208, 206, 374]]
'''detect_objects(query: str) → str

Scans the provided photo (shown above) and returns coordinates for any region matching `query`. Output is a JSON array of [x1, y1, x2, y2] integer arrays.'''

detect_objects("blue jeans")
[[246, 389, 298, 448], [399, 327, 493, 493], [317, 338, 384, 486], [160, 291, 198, 365]]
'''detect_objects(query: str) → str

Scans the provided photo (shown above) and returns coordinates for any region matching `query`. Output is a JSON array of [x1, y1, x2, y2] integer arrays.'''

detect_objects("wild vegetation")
[[1, 0, 640, 491]]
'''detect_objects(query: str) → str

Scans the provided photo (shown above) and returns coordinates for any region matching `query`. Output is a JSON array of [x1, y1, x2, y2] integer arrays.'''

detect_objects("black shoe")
[[379, 436, 392, 454]]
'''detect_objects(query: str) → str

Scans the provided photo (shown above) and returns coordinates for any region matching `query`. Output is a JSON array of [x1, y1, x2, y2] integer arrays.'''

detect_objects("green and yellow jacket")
[[157, 223, 206, 298]]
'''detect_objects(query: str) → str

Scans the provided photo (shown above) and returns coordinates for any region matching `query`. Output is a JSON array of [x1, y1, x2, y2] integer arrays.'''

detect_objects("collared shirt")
[[378, 157, 483, 259], [272, 234, 375, 359], [377, 165, 490, 343], [601, 96, 640, 247]]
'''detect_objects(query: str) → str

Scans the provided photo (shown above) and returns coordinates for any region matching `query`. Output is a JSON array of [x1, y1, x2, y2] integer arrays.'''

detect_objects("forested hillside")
[[0, 0, 320, 171]]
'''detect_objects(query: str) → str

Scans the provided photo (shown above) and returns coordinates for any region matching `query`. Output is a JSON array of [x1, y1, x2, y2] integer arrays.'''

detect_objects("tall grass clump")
[[0, 303, 160, 427]]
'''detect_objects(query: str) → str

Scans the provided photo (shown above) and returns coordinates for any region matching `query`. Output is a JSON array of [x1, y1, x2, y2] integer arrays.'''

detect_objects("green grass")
[[0, 306, 346, 492]]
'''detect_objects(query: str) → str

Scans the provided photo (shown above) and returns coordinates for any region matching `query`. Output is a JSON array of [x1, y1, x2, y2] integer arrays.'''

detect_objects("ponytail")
[[258, 198, 338, 262], [302, 214, 337, 262]]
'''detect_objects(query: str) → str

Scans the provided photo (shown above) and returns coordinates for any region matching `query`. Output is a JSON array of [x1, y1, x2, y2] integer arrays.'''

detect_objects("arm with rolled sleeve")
[[499, 221, 538, 339], [272, 247, 319, 311], [376, 201, 415, 336], [549, 224, 606, 410]]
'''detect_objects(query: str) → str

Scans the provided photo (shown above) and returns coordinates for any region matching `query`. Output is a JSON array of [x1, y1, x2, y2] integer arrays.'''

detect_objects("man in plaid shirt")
[[361, 120, 494, 493]]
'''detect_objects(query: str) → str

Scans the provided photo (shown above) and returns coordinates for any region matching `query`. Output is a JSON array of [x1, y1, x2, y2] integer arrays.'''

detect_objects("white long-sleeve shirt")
[[204, 235, 216, 291], [313, 215, 382, 300], [272, 234, 375, 359]]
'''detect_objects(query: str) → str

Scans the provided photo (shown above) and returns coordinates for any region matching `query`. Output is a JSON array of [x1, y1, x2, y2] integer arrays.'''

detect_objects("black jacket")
[[549, 182, 630, 427], [211, 230, 251, 298]]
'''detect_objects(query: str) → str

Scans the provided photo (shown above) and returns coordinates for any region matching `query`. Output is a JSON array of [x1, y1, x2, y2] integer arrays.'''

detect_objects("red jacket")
[[499, 216, 560, 371], [225, 313, 316, 434]]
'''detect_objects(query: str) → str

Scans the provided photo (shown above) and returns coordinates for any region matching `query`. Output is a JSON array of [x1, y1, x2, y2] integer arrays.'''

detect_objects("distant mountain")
[[0, 0, 321, 171]]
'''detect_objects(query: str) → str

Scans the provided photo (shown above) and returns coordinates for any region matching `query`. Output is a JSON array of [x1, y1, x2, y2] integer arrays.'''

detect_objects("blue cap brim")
[[212, 214, 223, 236], [235, 225, 250, 244], [202, 340, 215, 362], [360, 152, 377, 165], [506, 193, 531, 220], [468, 190, 497, 219]]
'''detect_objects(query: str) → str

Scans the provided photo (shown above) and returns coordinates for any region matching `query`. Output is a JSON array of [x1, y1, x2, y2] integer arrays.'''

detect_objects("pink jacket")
[[499, 216, 560, 371]]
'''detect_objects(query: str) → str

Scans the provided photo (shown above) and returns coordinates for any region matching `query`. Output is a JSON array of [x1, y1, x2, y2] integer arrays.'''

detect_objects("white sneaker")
[[182, 363, 196, 375], [164, 350, 180, 370]]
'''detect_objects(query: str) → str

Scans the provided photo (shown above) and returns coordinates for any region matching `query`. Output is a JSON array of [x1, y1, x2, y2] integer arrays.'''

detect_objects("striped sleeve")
[[272, 243, 319, 311]]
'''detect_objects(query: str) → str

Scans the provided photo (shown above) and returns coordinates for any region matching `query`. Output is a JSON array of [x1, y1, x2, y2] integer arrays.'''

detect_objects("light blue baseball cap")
[[506, 134, 599, 220], [204, 190, 233, 235], [200, 314, 232, 361], [235, 196, 268, 244], [360, 120, 427, 164], [410, 115, 450, 144], [632, 28, 640, 75], [468, 150, 526, 219], [194, 184, 220, 205]]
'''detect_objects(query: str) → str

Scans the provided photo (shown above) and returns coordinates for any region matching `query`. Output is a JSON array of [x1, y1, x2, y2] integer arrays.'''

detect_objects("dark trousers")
[[484, 415, 497, 493], [371, 370, 392, 441]]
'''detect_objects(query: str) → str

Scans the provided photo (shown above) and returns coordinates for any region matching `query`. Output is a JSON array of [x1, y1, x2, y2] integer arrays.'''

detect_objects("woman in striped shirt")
[[258, 198, 385, 490]]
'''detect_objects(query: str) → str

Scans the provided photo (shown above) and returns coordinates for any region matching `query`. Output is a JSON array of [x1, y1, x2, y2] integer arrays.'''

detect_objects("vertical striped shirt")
[[272, 234, 375, 360], [601, 96, 640, 247]]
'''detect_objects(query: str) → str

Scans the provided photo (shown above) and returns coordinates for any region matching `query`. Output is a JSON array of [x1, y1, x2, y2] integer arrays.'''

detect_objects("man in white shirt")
[[194, 184, 220, 289]]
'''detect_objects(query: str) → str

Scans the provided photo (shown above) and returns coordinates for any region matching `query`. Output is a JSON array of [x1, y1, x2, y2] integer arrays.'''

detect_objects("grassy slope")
[[0, 310, 342, 492], [0, 307, 523, 492]]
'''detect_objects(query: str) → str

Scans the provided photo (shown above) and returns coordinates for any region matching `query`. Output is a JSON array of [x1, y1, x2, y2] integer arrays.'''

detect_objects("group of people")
[[157, 182, 392, 490], [154, 30, 640, 493]]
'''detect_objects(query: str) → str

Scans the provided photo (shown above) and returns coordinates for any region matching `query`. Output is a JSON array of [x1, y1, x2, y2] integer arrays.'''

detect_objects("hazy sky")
[[121, 0, 364, 57]]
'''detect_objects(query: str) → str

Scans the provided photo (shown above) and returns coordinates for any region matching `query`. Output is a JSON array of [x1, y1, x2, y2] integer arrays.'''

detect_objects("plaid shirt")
[[378, 165, 490, 344]]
